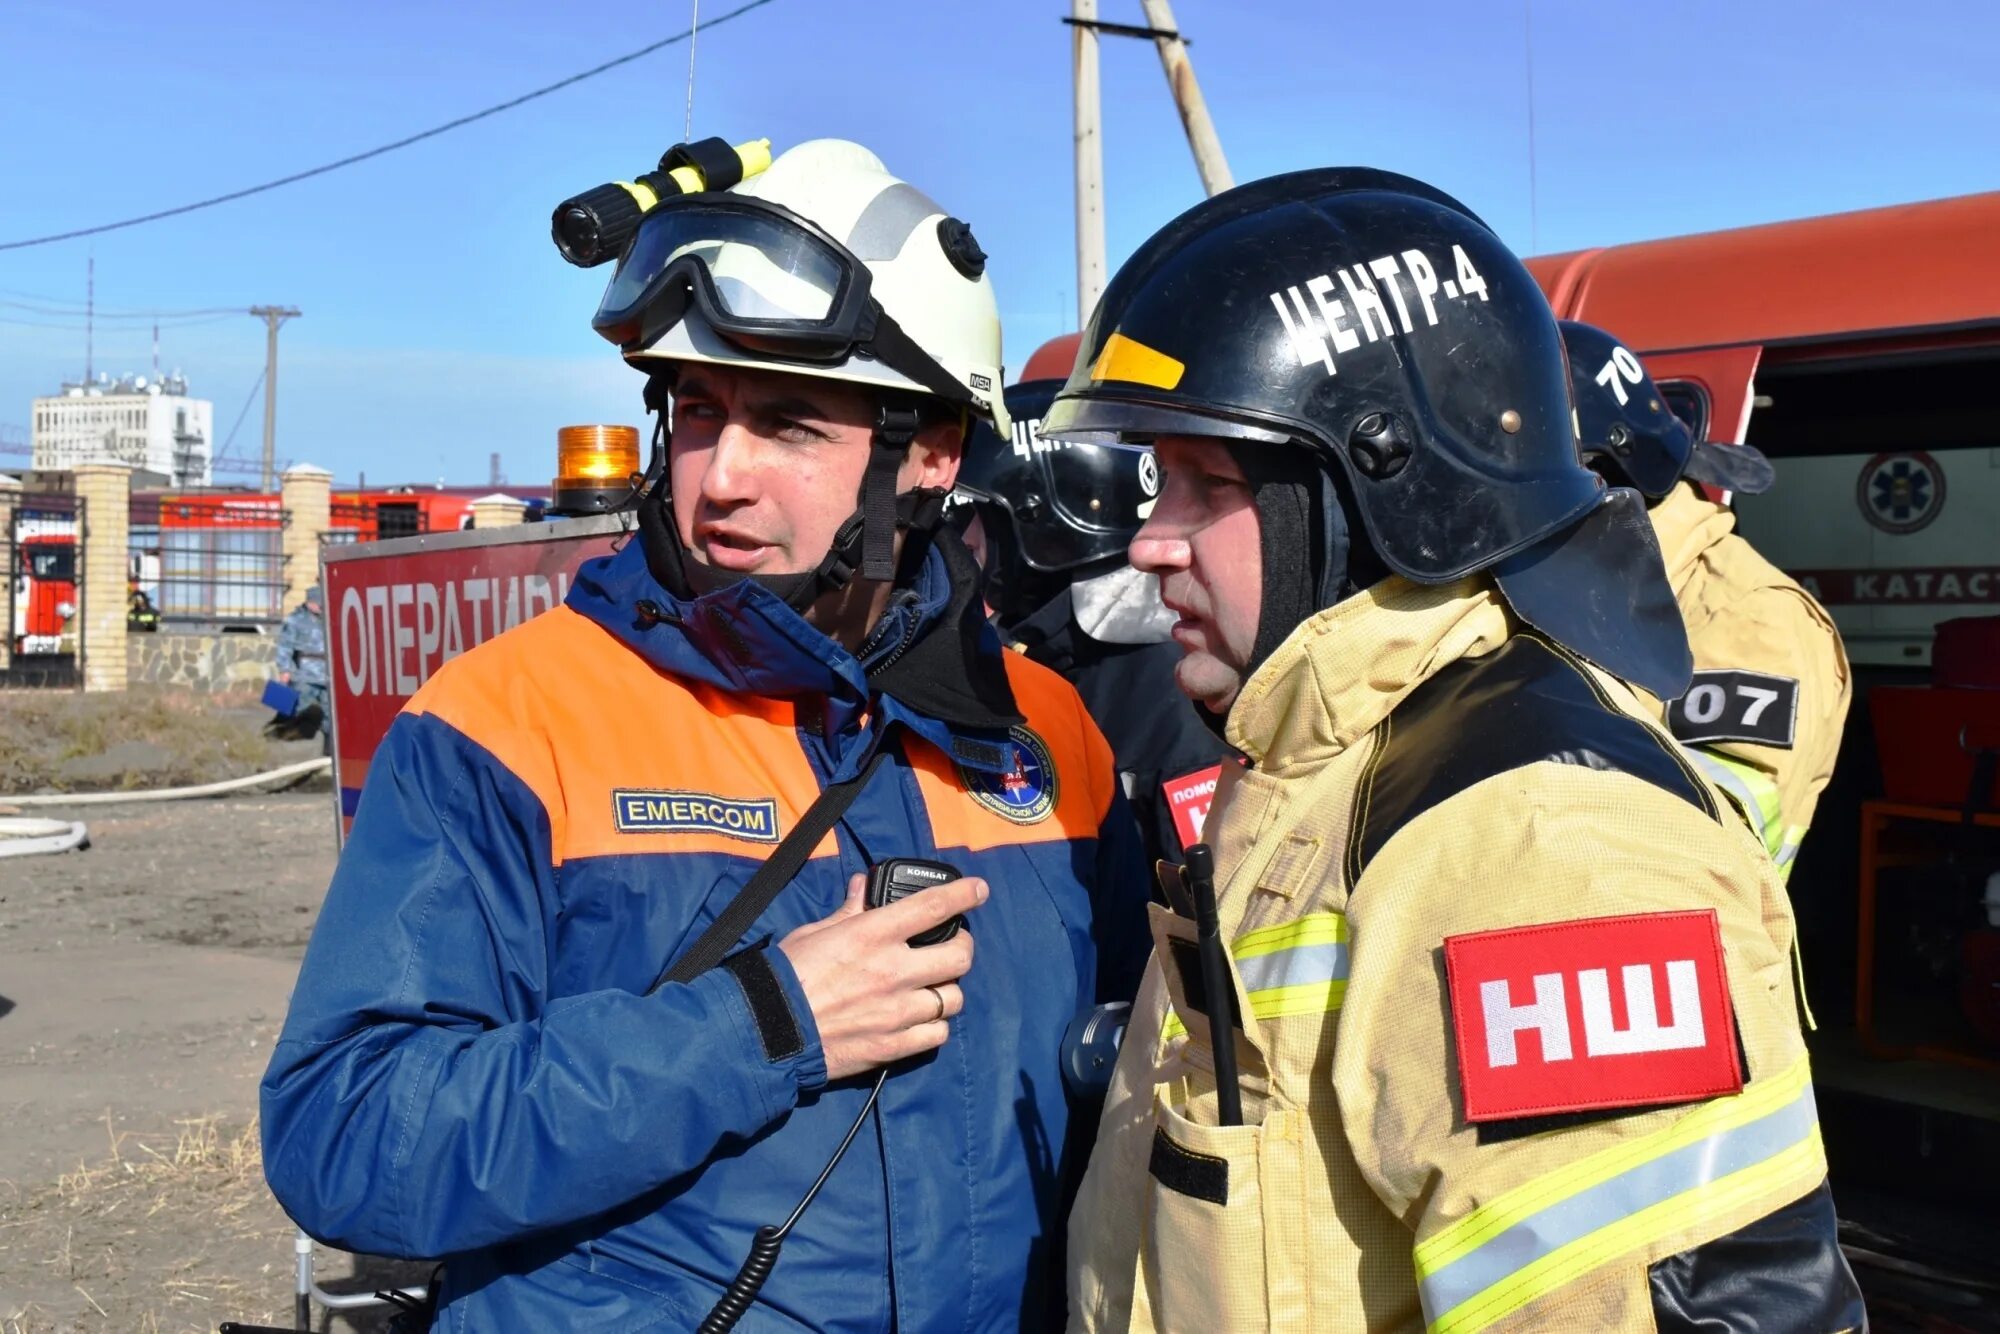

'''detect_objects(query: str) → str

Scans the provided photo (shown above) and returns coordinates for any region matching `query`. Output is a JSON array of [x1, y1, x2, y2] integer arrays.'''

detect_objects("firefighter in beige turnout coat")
[[1047, 170, 1863, 1332], [1559, 319, 1851, 879]]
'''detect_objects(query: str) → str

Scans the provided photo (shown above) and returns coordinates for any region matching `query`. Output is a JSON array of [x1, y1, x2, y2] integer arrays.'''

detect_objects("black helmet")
[[1560, 320, 1776, 501], [954, 379, 1161, 575], [1043, 167, 1691, 700]]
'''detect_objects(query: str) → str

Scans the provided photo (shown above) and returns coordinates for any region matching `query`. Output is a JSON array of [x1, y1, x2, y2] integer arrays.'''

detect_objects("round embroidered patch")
[[959, 727, 1058, 824]]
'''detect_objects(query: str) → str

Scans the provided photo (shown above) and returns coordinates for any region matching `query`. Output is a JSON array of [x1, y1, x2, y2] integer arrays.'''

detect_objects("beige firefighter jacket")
[[1067, 576, 1841, 1333], [1650, 483, 1851, 877]]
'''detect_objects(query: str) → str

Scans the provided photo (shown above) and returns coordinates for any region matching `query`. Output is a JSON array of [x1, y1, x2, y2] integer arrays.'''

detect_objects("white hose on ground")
[[3, 756, 332, 808], [0, 816, 89, 858]]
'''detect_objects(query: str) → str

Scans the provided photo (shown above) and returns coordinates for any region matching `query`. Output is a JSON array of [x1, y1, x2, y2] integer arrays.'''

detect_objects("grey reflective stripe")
[[846, 182, 941, 260], [1236, 940, 1349, 993], [1417, 1086, 1819, 1327], [1689, 751, 1769, 840]]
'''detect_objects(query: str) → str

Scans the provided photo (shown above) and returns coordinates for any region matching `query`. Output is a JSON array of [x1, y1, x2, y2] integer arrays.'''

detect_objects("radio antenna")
[[685, 0, 702, 141]]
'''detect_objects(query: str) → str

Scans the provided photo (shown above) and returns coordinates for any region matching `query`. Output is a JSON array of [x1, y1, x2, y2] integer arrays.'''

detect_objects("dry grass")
[[0, 1111, 295, 1333], [0, 689, 289, 795]]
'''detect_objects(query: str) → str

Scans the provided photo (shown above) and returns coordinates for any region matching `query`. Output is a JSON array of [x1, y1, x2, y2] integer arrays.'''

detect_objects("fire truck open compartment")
[[1734, 341, 2000, 1221], [1530, 194, 2000, 1308]]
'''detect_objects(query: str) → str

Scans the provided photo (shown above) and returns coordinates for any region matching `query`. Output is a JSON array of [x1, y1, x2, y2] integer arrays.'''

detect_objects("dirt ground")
[[0, 790, 427, 1332]]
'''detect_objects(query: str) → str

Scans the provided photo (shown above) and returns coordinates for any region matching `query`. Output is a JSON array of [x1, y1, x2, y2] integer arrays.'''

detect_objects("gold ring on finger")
[[925, 985, 946, 1024]]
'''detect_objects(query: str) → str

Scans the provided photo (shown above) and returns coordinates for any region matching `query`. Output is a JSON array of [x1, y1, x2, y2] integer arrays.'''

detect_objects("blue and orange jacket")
[[261, 533, 1152, 1332]]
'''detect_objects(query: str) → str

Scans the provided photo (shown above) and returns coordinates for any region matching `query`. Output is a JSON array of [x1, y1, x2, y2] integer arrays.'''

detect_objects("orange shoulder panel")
[[909, 652, 1116, 855], [404, 607, 832, 865]]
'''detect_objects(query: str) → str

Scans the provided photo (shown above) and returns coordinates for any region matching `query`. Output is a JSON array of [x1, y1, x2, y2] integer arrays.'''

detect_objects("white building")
[[31, 372, 213, 486]]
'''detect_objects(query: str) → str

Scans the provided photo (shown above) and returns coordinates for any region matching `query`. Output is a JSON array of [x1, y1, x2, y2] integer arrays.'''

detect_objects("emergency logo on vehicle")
[[1443, 910, 1743, 1123], [612, 790, 781, 843], [1269, 244, 1491, 380], [957, 727, 1058, 824], [1667, 670, 1799, 749], [1857, 450, 1946, 535]]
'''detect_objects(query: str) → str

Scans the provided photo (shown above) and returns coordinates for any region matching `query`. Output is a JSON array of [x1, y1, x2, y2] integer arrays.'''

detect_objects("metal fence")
[[3, 492, 86, 687], [132, 494, 288, 629]]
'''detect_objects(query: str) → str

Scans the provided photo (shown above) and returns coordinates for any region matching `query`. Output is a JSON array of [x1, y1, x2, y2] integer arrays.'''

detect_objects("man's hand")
[[278, 671, 292, 685], [780, 874, 985, 1081]]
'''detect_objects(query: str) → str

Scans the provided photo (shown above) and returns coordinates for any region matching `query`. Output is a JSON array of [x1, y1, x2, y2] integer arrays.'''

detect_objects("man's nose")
[[1128, 519, 1190, 575], [700, 421, 762, 506]]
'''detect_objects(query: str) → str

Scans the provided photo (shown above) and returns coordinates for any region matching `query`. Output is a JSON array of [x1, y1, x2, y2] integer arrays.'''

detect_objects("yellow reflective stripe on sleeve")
[[1775, 824, 1808, 876], [1689, 748, 1785, 862], [1414, 1056, 1823, 1334], [1163, 912, 1348, 1040]]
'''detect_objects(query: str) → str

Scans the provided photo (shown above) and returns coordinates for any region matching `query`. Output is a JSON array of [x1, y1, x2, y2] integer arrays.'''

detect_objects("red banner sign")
[[324, 522, 624, 838]]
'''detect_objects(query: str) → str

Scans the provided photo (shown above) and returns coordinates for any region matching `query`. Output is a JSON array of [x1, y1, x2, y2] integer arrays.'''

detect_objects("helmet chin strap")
[[637, 401, 947, 617]]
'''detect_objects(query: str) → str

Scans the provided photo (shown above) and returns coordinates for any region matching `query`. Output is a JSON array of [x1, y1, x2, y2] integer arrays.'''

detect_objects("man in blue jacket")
[[261, 139, 1151, 1331]]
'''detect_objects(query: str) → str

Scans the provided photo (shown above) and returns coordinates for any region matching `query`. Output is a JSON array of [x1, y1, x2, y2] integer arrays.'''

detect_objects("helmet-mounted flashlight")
[[551, 137, 773, 268]]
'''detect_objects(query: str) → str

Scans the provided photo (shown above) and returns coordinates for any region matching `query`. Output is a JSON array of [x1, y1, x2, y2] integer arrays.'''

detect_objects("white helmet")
[[598, 139, 1009, 432]]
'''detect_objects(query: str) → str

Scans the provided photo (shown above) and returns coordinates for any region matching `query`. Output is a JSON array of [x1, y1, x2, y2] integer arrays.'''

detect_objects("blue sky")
[[1, 0, 1993, 488]]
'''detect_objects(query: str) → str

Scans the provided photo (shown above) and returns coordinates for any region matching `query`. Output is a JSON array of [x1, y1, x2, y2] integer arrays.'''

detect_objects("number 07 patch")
[[1666, 669, 1798, 748]]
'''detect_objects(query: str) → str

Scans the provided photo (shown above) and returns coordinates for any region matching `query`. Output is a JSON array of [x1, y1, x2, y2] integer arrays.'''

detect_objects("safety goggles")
[[592, 195, 968, 403]]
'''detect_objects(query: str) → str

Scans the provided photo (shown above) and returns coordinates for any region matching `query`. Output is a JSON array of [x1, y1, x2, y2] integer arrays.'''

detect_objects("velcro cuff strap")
[[721, 949, 805, 1062]]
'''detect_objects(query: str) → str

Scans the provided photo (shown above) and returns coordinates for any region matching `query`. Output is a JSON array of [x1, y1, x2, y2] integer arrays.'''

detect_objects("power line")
[[0, 297, 242, 320], [219, 369, 268, 455], [0, 0, 779, 253], [0, 312, 238, 332]]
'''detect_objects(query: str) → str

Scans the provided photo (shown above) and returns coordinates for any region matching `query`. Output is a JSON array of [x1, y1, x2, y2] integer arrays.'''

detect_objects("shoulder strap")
[[650, 747, 889, 994]]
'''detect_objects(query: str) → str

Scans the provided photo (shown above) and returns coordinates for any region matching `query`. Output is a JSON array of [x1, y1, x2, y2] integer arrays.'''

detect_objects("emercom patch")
[[955, 726, 1058, 824], [612, 790, 781, 843]]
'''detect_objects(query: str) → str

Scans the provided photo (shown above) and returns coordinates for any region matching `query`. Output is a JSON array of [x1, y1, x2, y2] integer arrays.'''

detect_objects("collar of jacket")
[[565, 534, 1024, 770], [1225, 575, 1514, 773], [1001, 585, 1076, 667], [1648, 482, 1738, 598]]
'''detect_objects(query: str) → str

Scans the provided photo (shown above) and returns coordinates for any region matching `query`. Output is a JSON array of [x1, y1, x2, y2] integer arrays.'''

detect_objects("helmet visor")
[[593, 197, 865, 353], [1042, 441, 1160, 542]]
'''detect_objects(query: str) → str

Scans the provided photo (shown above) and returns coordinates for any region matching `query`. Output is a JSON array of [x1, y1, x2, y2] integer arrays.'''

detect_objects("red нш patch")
[[1443, 910, 1743, 1123]]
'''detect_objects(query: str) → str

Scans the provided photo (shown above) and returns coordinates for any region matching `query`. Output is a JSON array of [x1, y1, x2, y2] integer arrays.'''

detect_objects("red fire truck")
[[11, 518, 79, 654]]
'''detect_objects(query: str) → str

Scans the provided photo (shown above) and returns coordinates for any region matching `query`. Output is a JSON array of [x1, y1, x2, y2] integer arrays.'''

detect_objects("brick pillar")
[[72, 463, 131, 692], [0, 473, 19, 674], [469, 493, 527, 529], [280, 463, 332, 613]]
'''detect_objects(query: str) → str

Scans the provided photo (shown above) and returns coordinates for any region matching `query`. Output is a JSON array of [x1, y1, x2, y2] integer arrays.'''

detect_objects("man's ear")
[[904, 415, 966, 492]]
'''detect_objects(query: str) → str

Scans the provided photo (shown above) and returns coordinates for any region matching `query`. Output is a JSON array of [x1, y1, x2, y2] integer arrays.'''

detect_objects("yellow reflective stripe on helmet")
[[1090, 331, 1186, 390], [1415, 1057, 1823, 1334], [1164, 912, 1348, 1040], [1689, 748, 1784, 862]]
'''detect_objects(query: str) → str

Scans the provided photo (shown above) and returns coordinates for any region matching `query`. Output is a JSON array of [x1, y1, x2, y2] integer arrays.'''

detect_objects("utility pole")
[[1136, 0, 1233, 196], [247, 306, 301, 492], [1071, 0, 1107, 329], [1065, 2, 1235, 329]]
